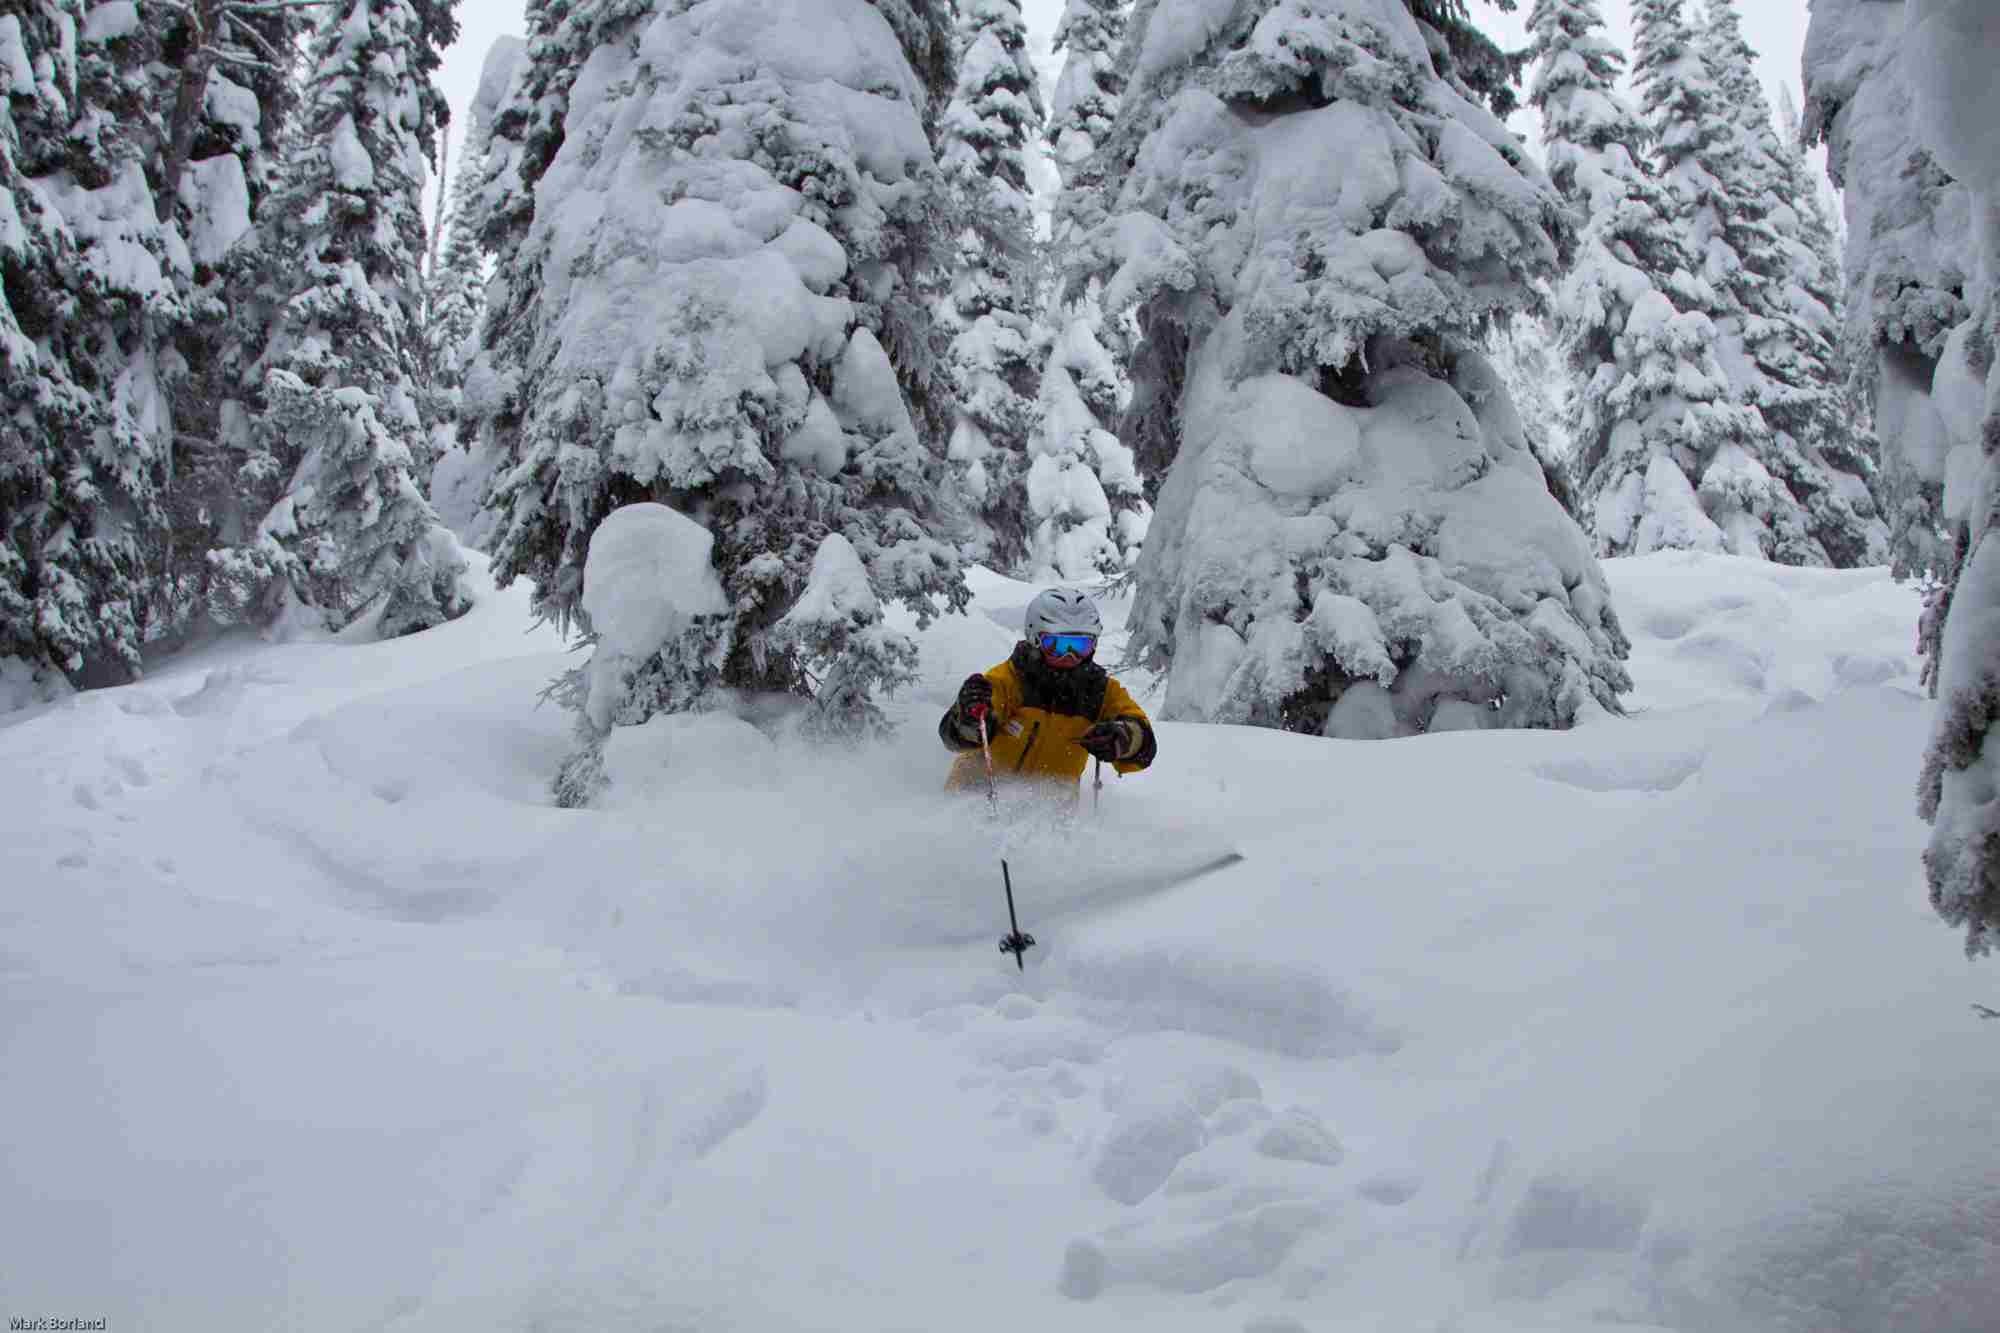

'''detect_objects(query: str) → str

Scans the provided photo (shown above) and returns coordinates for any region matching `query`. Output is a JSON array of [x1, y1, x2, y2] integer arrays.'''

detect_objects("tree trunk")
[[426, 130, 450, 279], [157, 0, 224, 223]]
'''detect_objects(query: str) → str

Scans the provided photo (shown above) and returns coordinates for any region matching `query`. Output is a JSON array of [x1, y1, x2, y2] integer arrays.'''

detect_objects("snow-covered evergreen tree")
[[1026, 0, 1147, 581], [464, 0, 969, 802], [1405, 0, 1532, 119], [938, 0, 1044, 570], [1627, 0, 1829, 564], [152, 0, 311, 649], [1484, 311, 1574, 519], [1, 0, 196, 698], [1773, 81, 1884, 541], [1634, 1, 1770, 318], [1530, 0, 1758, 558], [1048, 0, 1126, 251], [1903, 0, 2000, 959], [1696, 0, 1886, 567], [425, 35, 527, 550], [1807, 0, 2000, 955], [1774, 87, 1849, 360], [1081, 0, 1630, 739], [1805, 0, 1968, 585], [424, 166, 483, 428], [1028, 313, 1145, 579], [204, 0, 468, 639]]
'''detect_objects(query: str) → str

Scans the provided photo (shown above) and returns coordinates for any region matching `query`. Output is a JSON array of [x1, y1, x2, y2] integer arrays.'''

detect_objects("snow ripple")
[[1055, 947, 1401, 1059]]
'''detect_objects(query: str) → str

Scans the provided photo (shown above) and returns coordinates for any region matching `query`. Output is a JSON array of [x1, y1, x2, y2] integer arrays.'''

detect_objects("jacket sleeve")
[[1099, 675, 1157, 773]]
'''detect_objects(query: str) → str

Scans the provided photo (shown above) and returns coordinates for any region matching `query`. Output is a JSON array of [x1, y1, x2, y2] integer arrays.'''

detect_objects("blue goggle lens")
[[1038, 632, 1097, 657]]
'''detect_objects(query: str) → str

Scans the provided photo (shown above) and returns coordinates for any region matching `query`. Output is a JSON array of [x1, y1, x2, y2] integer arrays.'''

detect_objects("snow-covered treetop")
[[1632, 0, 1763, 291], [1048, 0, 1130, 295], [431, 34, 529, 349], [1093, 0, 1569, 382], [937, 0, 1045, 572], [1636, 1, 1808, 447], [1529, 0, 1652, 211], [1050, 0, 1126, 194], [941, 0, 1044, 219], [471, 0, 967, 666], [260, 0, 438, 397], [1699, 0, 1815, 307]]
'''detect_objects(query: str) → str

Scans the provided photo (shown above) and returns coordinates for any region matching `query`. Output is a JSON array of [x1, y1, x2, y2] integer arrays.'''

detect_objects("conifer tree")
[[205, 0, 469, 638], [1049, 0, 1127, 254], [420, 174, 482, 436], [424, 35, 527, 549], [422, 167, 498, 546], [422, 39, 524, 459], [1805, 0, 1964, 584], [939, 0, 1045, 570], [1697, 0, 1886, 566], [423, 167, 484, 443], [1629, 0, 1837, 564], [2, 0, 189, 695], [1029, 0, 1148, 580], [1531, 0, 1762, 557], [1082, 0, 1630, 738], [153, 0, 311, 646], [1806, 0, 2000, 953], [464, 0, 969, 799], [1777, 81, 1885, 541]]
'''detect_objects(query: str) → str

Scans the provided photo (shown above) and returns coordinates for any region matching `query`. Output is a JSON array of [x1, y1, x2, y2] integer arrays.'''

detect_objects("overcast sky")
[[431, 1, 1817, 219]]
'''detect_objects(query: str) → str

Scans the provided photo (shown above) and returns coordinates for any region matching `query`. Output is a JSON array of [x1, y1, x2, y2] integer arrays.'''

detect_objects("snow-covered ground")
[[3, 554, 1996, 1332]]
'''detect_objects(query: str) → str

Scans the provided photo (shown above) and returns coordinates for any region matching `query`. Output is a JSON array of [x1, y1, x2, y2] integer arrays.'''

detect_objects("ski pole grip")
[[967, 701, 988, 722]]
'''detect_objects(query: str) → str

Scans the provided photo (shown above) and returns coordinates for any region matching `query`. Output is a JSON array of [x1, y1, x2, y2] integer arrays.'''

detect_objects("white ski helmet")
[[1024, 586, 1103, 640]]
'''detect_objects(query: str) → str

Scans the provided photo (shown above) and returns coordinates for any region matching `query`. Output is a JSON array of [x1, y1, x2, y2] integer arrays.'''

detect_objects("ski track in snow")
[[4, 553, 1999, 1331]]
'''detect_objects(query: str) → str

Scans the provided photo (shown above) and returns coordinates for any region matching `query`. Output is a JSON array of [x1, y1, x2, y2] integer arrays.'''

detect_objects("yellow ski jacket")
[[939, 642, 1157, 791]]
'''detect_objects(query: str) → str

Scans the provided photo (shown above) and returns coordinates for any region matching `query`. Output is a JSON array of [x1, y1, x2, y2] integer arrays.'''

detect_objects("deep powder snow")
[[1, 553, 1995, 1331]]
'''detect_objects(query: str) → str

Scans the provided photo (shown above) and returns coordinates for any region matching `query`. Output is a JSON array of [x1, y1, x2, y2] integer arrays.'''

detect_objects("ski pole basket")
[[998, 859, 1035, 970]]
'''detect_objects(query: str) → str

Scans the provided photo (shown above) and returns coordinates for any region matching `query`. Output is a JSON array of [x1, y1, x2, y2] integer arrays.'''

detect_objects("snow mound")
[[1062, 1073, 1349, 1303], [1534, 748, 1705, 794], [1609, 552, 1924, 712], [580, 502, 728, 661], [1054, 944, 1401, 1059], [1092, 1093, 1206, 1205]]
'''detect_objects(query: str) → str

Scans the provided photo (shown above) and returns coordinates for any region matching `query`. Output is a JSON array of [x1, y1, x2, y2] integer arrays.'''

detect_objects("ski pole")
[[999, 858, 1035, 970], [1093, 757, 1103, 816], [974, 705, 998, 816]]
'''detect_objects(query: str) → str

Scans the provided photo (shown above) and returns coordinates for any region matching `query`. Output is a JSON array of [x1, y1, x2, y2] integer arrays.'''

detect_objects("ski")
[[952, 849, 1245, 955]]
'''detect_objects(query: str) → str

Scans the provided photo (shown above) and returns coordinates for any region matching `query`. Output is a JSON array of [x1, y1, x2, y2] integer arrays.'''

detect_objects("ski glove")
[[1078, 718, 1143, 763], [956, 673, 994, 723]]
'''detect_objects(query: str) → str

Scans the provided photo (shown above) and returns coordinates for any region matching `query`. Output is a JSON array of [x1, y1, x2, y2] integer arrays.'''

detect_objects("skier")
[[939, 587, 1156, 796]]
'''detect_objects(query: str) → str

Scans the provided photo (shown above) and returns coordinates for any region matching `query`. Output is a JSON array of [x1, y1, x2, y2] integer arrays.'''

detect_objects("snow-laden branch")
[[221, 0, 340, 13], [222, 10, 291, 67], [213, 50, 282, 74]]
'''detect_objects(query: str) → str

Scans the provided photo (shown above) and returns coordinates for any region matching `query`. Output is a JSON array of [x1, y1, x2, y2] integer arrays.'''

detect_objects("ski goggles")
[[1037, 632, 1097, 658]]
